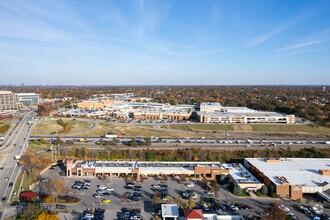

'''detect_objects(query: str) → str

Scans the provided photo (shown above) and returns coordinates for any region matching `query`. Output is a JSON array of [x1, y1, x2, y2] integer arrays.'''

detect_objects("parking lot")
[[38, 166, 330, 220]]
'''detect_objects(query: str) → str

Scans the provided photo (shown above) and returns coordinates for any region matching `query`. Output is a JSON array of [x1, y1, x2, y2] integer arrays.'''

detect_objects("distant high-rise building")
[[0, 91, 22, 113], [323, 87, 326, 93]]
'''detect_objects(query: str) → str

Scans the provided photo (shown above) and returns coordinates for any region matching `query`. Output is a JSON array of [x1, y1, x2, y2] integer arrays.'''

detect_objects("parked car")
[[56, 204, 66, 209], [102, 199, 110, 203], [186, 183, 194, 188], [203, 203, 210, 211], [106, 187, 114, 192], [10, 201, 19, 206], [98, 185, 106, 190], [93, 194, 103, 199], [96, 189, 105, 194]]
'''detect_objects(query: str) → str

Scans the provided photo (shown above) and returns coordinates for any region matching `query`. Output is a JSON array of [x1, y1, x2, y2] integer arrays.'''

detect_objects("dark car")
[[35, 201, 43, 205], [2, 197, 6, 202], [95, 208, 105, 214], [103, 192, 111, 196], [121, 207, 131, 212], [9, 182, 13, 187], [56, 204, 66, 209], [133, 192, 142, 197], [10, 201, 19, 206], [131, 196, 141, 201]]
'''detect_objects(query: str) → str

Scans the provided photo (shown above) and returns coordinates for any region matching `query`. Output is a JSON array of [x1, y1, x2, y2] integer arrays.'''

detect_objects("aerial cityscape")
[[0, 1, 329, 220]]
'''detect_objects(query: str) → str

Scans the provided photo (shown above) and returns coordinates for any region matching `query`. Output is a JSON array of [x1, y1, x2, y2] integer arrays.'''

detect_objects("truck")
[[14, 155, 21, 160], [104, 134, 118, 138], [78, 138, 86, 142], [0, 136, 4, 141], [326, 141, 330, 145]]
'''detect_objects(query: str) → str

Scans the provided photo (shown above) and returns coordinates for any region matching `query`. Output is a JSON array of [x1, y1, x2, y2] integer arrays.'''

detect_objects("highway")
[[30, 135, 329, 148], [0, 111, 35, 219]]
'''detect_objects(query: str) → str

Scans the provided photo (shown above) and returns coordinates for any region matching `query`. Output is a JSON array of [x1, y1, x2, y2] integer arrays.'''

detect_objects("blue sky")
[[0, 0, 329, 85]]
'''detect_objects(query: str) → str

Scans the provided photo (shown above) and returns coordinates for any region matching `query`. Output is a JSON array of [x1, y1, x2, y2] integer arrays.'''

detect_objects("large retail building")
[[244, 158, 330, 200]]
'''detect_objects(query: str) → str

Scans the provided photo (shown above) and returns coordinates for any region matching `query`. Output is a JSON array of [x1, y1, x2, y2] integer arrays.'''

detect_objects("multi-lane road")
[[0, 111, 35, 219]]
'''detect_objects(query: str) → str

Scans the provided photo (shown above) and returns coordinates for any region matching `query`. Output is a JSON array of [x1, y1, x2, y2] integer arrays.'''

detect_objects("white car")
[[96, 189, 105, 194], [106, 187, 114, 192], [190, 192, 198, 199], [93, 194, 103, 199], [207, 190, 215, 195], [186, 183, 194, 188], [98, 185, 106, 190], [152, 184, 161, 188]]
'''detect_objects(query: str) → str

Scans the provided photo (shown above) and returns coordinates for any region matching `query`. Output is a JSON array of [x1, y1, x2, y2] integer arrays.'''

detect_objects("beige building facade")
[[0, 91, 22, 113]]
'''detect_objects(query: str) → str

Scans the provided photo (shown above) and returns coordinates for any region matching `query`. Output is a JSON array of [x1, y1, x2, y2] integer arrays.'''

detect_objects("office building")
[[0, 91, 22, 113], [17, 93, 40, 106], [198, 102, 295, 124]]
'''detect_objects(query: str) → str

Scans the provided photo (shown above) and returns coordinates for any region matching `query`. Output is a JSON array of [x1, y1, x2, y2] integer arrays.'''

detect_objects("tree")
[[37, 212, 59, 220], [146, 149, 156, 161], [18, 203, 44, 220], [188, 196, 195, 209], [112, 138, 119, 146], [20, 153, 43, 181], [129, 138, 137, 146], [264, 202, 286, 220], [144, 137, 151, 146], [233, 185, 242, 195], [219, 174, 226, 183], [152, 196, 162, 206], [83, 148, 89, 160], [261, 185, 268, 195], [296, 198, 302, 206], [175, 195, 184, 208], [164, 195, 174, 204]]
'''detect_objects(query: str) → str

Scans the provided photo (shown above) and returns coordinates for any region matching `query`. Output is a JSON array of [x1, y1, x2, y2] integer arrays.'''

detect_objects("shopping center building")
[[244, 158, 330, 200], [65, 159, 230, 180]]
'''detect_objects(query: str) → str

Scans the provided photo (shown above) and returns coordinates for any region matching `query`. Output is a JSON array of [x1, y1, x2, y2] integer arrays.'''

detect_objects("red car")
[[204, 186, 212, 190]]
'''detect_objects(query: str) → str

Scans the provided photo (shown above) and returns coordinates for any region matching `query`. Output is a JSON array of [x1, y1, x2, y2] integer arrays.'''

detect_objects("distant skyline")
[[0, 0, 330, 85]]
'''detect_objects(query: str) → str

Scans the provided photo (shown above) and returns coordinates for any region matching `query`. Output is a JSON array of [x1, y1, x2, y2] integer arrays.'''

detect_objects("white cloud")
[[277, 39, 329, 51], [246, 22, 294, 47]]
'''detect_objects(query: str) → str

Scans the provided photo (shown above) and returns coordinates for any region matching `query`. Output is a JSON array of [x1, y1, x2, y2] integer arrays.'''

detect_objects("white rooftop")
[[245, 158, 330, 187], [222, 163, 261, 184], [161, 204, 179, 218]]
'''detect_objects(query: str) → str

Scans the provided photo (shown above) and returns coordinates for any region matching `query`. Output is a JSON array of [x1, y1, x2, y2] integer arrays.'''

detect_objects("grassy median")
[[70, 122, 223, 138]]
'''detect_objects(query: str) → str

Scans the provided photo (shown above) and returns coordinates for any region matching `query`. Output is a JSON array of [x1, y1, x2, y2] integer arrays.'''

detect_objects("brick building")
[[244, 158, 330, 200], [65, 159, 229, 180]]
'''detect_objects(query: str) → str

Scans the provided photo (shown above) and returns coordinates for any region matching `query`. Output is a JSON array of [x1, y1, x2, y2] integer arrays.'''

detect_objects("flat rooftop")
[[72, 160, 222, 169], [198, 111, 287, 117], [245, 158, 330, 187], [222, 163, 261, 184]]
